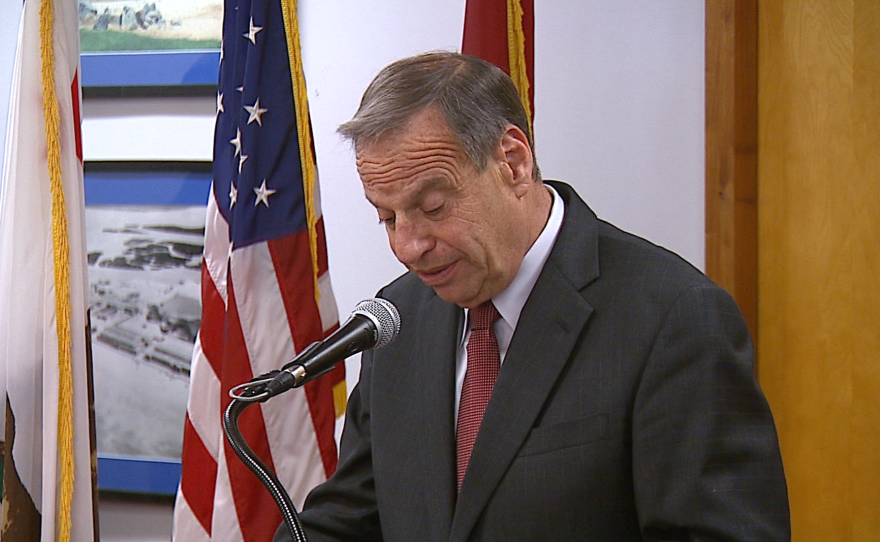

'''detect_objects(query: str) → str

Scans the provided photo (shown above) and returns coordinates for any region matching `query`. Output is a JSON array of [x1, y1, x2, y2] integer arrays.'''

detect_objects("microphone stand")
[[221, 297, 400, 542], [222, 372, 310, 542]]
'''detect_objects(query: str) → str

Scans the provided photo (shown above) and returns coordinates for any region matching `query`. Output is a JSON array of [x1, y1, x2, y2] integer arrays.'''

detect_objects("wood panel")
[[705, 0, 759, 344], [757, 1, 880, 540]]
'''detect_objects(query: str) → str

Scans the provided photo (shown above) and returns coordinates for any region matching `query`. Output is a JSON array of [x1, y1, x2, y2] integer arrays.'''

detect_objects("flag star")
[[229, 182, 238, 208], [244, 17, 262, 44], [244, 98, 268, 126], [254, 179, 277, 207], [236, 86, 244, 93], [216, 92, 224, 115], [239, 153, 248, 173], [229, 128, 242, 156]]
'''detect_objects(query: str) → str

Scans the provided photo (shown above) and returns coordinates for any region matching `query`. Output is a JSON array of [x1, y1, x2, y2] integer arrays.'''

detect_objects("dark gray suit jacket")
[[278, 181, 789, 542]]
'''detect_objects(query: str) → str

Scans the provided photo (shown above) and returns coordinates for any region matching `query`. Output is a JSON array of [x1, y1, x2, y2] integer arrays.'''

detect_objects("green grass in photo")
[[80, 29, 221, 52]]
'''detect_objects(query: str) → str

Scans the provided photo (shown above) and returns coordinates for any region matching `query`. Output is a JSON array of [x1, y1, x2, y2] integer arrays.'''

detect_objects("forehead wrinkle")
[[358, 150, 463, 190], [356, 142, 459, 169], [356, 123, 463, 166], [359, 153, 459, 182], [363, 173, 453, 212], [357, 111, 472, 194]]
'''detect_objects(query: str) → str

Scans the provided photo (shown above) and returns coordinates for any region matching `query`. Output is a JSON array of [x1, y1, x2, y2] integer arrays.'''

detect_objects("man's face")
[[356, 108, 530, 308]]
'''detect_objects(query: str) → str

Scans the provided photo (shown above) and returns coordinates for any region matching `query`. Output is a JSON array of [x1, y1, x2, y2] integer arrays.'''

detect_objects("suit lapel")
[[414, 294, 461, 540], [449, 181, 600, 542]]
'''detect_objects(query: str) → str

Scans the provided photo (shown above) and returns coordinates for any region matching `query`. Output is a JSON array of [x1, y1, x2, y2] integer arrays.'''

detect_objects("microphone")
[[262, 298, 401, 398]]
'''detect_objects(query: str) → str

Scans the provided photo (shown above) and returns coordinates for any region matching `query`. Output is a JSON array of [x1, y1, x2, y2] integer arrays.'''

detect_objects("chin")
[[437, 289, 488, 309]]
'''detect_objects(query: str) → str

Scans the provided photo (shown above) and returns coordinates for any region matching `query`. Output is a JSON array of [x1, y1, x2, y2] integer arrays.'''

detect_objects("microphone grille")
[[354, 298, 401, 348]]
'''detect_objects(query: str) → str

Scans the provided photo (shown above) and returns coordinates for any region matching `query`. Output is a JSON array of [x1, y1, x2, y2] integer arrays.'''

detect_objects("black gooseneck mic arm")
[[224, 388, 307, 542], [222, 298, 400, 542]]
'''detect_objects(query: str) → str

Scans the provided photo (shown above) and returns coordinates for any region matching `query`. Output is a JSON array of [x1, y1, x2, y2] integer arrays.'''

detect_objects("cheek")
[[385, 228, 409, 260], [434, 219, 469, 248], [386, 231, 398, 256], [474, 219, 517, 272], [447, 227, 493, 267]]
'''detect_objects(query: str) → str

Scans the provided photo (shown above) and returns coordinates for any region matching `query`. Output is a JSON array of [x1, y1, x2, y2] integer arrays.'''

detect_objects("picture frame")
[[81, 50, 221, 96], [84, 160, 212, 497], [79, 0, 222, 97]]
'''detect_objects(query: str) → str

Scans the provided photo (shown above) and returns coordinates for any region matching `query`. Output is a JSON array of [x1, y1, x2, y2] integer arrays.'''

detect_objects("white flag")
[[0, 0, 97, 541]]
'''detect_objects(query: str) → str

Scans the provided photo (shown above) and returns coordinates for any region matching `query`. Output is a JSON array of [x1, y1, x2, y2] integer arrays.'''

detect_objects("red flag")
[[172, 0, 344, 541], [462, 0, 535, 126]]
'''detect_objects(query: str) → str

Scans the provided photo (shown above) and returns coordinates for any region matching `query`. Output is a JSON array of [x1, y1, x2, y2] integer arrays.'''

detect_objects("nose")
[[389, 216, 434, 267]]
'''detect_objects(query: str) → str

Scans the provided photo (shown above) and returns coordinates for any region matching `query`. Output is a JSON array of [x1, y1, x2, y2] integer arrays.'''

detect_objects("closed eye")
[[423, 202, 445, 217], [378, 213, 395, 228]]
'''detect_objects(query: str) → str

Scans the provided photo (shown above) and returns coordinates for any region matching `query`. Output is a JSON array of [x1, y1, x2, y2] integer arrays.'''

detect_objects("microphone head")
[[353, 298, 401, 349]]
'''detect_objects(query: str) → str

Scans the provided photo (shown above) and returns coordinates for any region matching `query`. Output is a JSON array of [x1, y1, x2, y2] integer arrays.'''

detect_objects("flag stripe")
[[179, 414, 218, 533], [187, 341, 222, 459], [268, 232, 327, 357], [267, 229, 339, 475], [221, 345, 278, 541], [221, 275, 281, 542], [198, 262, 228, 378], [211, 447, 246, 542], [171, 493, 212, 542]]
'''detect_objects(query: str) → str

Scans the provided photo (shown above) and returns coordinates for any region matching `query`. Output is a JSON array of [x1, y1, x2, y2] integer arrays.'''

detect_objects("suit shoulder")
[[548, 180, 714, 296], [594, 220, 724, 303]]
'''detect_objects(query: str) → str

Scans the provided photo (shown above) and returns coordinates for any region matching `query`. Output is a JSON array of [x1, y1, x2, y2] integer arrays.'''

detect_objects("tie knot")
[[470, 301, 500, 331]]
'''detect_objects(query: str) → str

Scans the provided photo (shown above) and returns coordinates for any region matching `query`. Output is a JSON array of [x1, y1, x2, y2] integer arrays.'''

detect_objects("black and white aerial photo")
[[86, 205, 204, 459]]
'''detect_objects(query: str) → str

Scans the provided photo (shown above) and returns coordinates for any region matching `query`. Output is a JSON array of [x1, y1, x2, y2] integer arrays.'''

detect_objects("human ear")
[[498, 125, 534, 196]]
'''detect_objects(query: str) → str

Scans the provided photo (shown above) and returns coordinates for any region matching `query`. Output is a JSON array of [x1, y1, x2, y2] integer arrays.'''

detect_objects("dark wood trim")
[[705, 0, 759, 345], [83, 160, 212, 173]]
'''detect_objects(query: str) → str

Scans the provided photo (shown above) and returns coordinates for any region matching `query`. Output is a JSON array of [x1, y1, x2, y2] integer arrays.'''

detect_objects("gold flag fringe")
[[280, 0, 322, 306], [507, 0, 532, 133], [39, 0, 75, 540]]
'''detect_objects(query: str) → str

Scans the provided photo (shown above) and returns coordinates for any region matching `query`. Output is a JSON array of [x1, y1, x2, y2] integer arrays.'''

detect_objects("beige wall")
[[757, 1, 880, 539]]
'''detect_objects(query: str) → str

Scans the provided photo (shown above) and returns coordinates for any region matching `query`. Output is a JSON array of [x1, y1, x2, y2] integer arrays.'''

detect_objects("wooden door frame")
[[705, 0, 759, 346]]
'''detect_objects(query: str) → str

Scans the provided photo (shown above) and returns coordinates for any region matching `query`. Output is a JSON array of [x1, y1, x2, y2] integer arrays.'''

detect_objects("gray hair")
[[338, 51, 539, 179]]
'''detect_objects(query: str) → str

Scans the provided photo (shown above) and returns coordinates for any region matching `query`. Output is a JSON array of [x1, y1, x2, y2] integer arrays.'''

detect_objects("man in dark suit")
[[276, 51, 789, 542]]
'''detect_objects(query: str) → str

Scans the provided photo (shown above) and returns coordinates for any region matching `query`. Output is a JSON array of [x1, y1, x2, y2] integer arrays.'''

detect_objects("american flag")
[[172, 1, 344, 541]]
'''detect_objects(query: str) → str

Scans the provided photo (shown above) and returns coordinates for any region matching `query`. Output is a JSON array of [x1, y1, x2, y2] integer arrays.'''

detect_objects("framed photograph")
[[84, 161, 212, 496], [79, 0, 223, 95]]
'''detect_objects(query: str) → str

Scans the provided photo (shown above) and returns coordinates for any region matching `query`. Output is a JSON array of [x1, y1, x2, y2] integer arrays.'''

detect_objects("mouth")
[[414, 261, 457, 287]]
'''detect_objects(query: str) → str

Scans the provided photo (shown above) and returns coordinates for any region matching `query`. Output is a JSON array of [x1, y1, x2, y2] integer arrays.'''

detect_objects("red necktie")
[[456, 301, 501, 490]]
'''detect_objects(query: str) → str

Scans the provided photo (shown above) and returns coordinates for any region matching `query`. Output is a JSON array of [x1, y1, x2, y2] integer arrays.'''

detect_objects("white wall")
[[82, 1, 704, 540]]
